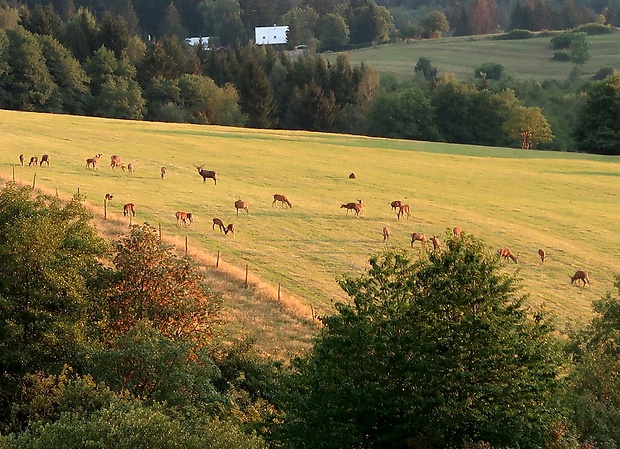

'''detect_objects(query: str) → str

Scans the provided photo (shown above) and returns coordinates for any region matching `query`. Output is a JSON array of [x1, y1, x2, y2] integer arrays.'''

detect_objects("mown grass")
[[326, 32, 620, 81], [2, 110, 619, 341]]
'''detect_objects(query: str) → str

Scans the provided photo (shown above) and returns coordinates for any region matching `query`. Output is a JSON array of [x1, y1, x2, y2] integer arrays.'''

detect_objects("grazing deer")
[[161, 166, 167, 179], [19, 154, 24, 166], [105, 193, 114, 201], [453, 226, 462, 236], [411, 232, 428, 248], [397, 204, 411, 220], [212, 218, 226, 233], [123, 203, 135, 217], [382, 226, 390, 242], [349, 172, 356, 179], [224, 223, 235, 236], [340, 200, 363, 217], [235, 199, 249, 215], [29, 156, 38, 166], [430, 235, 441, 251], [571, 270, 590, 287], [194, 164, 217, 185], [390, 200, 402, 212], [538, 249, 546, 263], [127, 163, 134, 174], [497, 248, 518, 263], [110, 155, 124, 171], [86, 154, 102, 169], [175, 211, 193, 226], [40, 154, 50, 166], [272, 194, 292, 208]]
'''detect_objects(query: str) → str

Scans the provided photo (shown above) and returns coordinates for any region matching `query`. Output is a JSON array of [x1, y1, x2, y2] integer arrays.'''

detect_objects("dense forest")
[[1, 183, 620, 448], [1, 0, 619, 154]]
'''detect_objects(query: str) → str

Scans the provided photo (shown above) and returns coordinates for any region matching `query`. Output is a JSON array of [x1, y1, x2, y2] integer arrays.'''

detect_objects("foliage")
[[271, 237, 566, 449], [491, 29, 536, 40], [419, 10, 449, 38], [503, 105, 555, 147], [552, 51, 571, 61], [318, 13, 349, 50], [474, 62, 505, 80], [573, 73, 620, 155], [570, 32, 592, 67], [551, 33, 574, 49], [574, 22, 616, 34], [104, 224, 221, 344]]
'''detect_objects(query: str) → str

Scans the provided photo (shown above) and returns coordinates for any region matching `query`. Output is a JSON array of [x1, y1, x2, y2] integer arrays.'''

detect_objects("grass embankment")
[[2, 110, 619, 351], [327, 32, 620, 81]]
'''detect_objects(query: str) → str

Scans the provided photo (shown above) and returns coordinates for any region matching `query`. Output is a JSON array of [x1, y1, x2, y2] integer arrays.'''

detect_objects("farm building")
[[255, 26, 288, 45], [185, 37, 209, 49]]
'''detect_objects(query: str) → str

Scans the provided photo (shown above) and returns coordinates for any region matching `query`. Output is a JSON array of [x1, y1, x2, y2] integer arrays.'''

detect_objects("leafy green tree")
[[419, 10, 449, 38], [573, 72, 620, 155], [566, 276, 620, 448], [318, 12, 349, 50], [503, 104, 555, 148], [414, 56, 438, 84], [273, 236, 565, 449], [0, 184, 107, 422], [570, 31, 591, 67], [198, 0, 245, 47], [346, 0, 394, 44]]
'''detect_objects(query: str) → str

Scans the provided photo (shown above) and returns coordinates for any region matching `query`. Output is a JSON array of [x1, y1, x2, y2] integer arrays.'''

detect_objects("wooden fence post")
[[104, 198, 107, 219], [159, 223, 162, 241], [12, 165, 15, 182], [216, 250, 220, 268], [310, 304, 315, 322], [278, 283, 281, 301], [32, 173, 36, 190], [185, 236, 188, 255], [245, 264, 249, 286]]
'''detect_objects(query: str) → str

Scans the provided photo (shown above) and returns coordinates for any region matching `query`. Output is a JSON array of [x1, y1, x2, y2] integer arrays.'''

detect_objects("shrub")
[[550, 33, 574, 49], [575, 23, 615, 35], [491, 29, 535, 40], [591, 67, 616, 80], [474, 62, 505, 80], [552, 51, 571, 61]]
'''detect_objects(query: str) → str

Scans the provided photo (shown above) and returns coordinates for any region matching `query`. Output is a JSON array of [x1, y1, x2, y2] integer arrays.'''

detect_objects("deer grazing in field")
[[29, 156, 38, 166], [224, 223, 235, 236], [105, 193, 114, 201], [123, 203, 135, 217], [161, 167, 167, 179], [40, 154, 49, 167], [390, 200, 402, 212], [453, 226, 462, 236], [411, 232, 428, 248], [397, 204, 411, 220], [497, 248, 518, 263], [212, 218, 226, 233], [194, 164, 217, 185], [19, 154, 24, 166], [430, 235, 441, 251], [86, 154, 102, 169], [235, 199, 249, 215], [110, 155, 124, 171], [272, 194, 292, 208], [382, 226, 390, 242], [341, 200, 363, 217], [538, 249, 546, 263], [571, 270, 590, 287], [349, 172, 356, 179], [175, 211, 193, 226], [127, 163, 134, 174]]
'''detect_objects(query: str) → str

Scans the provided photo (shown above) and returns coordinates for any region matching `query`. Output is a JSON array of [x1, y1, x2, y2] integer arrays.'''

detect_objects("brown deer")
[[29, 156, 38, 166], [453, 226, 462, 236], [86, 154, 102, 169], [235, 199, 249, 215], [176, 211, 193, 226], [430, 235, 441, 251], [194, 164, 217, 185], [127, 163, 134, 174], [411, 232, 428, 248], [161, 167, 167, 179], [390, 200, 402, 212], [40, 154, 50, 166], [382, 226, 391, 242], [19, 154, 24, 166], [123, 203, 135, 217], [348, 172, 356, 179], [105, 193, 114, 201], [397, 204, 411, 220], [272, 194, 292, 208], [224, 223, 235, 236], [212, 218, 226, 233], [538, 249, 546, 263], [110, 155, 124, 171], [570, 270, 590, 287], [340, 200, 363, 217], [497, 248, 518, 263]]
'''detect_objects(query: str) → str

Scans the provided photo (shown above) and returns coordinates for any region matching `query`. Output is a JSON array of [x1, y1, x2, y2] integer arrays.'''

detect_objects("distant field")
[[326, 32, 620, 81], [2, 110, 619, 332]]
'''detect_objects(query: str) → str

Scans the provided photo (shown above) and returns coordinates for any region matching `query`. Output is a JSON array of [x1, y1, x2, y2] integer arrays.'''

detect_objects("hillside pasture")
[[327, 33, 620, 81], [2, 110, 619, 332]]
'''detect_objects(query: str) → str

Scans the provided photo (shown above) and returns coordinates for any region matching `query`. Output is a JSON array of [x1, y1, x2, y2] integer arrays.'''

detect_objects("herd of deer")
[[20, 154, 49, 167]]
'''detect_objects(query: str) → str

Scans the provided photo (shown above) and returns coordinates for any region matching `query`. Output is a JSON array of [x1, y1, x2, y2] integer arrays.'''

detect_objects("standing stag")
[[110, 155, 124, 171], [570, 270, 590, 287], [411, 232, 428, 248], [86, 154, 102, 169], [272, 194, 292, 208], [194, 164, 217, 184], [40, 154, 50, 166], [497, 248, 518, 263], [235, 199, 249, 215]]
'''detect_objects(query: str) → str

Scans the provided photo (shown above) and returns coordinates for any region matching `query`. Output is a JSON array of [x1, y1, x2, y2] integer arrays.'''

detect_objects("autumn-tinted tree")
[[419, 10, 449, 38], [468, 0, 499, 34], [272, 236, 565, 449], [503, 104, 554, 148]]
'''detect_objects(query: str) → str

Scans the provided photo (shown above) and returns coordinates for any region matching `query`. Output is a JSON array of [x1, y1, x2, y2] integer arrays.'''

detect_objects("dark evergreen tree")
[[59, 7, 100, 63], [99, 12, 131, 58], [237, 51, 277, 128], [286, 79, 338, 131], [19, 3, 63, 38]]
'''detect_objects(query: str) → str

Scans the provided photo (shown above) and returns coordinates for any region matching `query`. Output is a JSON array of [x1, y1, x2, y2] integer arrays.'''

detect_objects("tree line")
[[1, 183, 620, 448], [1, 2, 619, 154]]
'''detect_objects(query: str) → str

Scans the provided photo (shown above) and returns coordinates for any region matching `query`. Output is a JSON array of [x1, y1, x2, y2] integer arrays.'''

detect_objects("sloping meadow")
[[2, 110, 619, 330]]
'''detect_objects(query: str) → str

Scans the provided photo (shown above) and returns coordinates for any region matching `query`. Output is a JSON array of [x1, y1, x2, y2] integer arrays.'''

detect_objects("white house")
[[254, 26, 288, 45], [184, 37, 209, 49]]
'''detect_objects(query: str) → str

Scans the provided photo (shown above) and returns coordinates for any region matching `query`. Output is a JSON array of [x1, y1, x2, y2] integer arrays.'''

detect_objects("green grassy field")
[[2, 110, 619, 333], [326, 32, 620, 81]]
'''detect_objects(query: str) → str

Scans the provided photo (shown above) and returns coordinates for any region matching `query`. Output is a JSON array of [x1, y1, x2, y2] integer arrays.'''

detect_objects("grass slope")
[[2, 110, 619, 334], [327, 33, 620, 81]]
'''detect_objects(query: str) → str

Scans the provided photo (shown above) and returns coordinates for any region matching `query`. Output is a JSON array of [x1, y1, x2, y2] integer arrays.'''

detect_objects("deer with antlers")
[[272, 194, 292, 208], [86, 154, 102, 169], [497, 248, 518, 263], [194, 164, 217, 184], [571, 270, 590, 287]]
